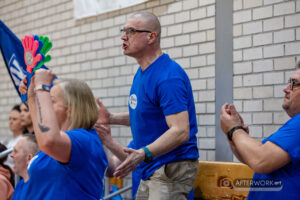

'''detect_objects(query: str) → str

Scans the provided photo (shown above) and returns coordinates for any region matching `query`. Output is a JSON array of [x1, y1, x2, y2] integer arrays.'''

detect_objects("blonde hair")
[[55, 79, 98, 130]]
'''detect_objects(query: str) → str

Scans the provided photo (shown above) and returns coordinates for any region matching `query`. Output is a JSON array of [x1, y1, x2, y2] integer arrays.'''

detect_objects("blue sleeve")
[[63, 129, 89, 170], [127, 140, 136, 149], [157, 79, 188, 116], [264, 114, 300, 164]]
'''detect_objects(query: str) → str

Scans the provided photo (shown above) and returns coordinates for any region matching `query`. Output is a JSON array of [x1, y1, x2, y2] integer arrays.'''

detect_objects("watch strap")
[[34, 84, 51, 92], [142, 146, 153, 163], [227, 126, 245, 141]]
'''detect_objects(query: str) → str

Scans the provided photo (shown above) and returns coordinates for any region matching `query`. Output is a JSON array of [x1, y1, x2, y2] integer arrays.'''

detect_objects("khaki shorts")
[[135, 160, 199, 200]]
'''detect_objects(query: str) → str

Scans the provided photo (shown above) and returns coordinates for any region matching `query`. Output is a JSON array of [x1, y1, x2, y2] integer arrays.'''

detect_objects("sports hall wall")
[[0, 0, 299, 163]]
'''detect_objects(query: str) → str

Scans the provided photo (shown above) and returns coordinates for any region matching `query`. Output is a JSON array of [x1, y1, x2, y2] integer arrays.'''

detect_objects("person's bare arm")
[[146, 110, 190, 157], [94, 124, 127, 161], [231, 130, 290, 174], [21, 70, 71, 163], [220, 104, 290, 174], [113, 111, 190, 178], [96, 98, 130, 126]]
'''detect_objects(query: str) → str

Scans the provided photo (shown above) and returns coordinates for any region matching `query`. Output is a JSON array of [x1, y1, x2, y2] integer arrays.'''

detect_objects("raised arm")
[[21, 70, 71, 163], [220, 104, 290, 174]]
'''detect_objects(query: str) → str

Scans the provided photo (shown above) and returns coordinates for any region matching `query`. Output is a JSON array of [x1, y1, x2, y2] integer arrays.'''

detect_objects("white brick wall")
[[286, 41, 300, 55], [234, 88, 252, 99], [253, 6, 272, 20], [274, 57, 296, 70], [233, 0, 300, 147], [0, 0, 299, 175], [253, 59, 273, 72], [0, 1, 217, 177], [264, 17, 284, 31], [234, 62, 252, 74], [243, 0, 263, 9], [264, 44, 284, 58], [243, 21, 263, 34], [274, 1, 295, 16], [274, 29, 295, 43], [243, 47, 263, 60], [234, 36, 252, 49], [264, 99, 283, 111], [243, 100, 262, 111], [253, 86, 273, 98], [243, 74, 263, 86], [234, 10, 252, 24], [253, 33, 272, 46]]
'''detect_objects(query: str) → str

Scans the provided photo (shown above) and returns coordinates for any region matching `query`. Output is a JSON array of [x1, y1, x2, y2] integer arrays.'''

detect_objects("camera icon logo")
[[218, 177, 232, 188]]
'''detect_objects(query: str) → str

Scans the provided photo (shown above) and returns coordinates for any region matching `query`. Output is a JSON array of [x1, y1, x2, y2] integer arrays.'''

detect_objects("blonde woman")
[[19, 69, 107, 200]]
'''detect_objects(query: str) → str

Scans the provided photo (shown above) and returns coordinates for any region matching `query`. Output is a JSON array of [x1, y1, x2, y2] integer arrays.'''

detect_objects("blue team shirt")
[[11, 179, 28, 200], [128, 53, 199, 180], [22, 128, 108, 200], [247, 113, 300, 199]]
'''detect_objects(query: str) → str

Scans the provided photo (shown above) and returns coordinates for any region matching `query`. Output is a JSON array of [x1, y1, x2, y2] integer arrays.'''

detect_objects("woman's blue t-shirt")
[[23, 128, 108, 200]]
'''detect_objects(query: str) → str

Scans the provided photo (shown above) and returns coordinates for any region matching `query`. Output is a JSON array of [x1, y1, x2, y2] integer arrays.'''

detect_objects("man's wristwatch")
[[227, 126, 245, 141], [142, 146, 153, 163]]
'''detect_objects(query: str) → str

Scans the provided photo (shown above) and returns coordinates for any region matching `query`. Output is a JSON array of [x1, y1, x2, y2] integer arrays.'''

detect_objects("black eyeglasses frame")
[[288, 78, 300, 91], [120, 28, 152, 36]]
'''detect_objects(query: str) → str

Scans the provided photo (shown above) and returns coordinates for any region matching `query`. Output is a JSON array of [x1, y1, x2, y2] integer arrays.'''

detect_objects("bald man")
[[95, 11, 199, 199], [10, 134, 39, 199]]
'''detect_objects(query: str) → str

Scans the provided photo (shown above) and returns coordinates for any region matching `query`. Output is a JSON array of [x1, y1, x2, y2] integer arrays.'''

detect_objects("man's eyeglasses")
[[288, 79, 300, 91], [120, 28, 151, 36]]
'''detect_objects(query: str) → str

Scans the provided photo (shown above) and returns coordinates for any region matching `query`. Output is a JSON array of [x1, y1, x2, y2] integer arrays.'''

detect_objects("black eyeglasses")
[[120, 27, 151, 36], [288, 79, 300, 91]]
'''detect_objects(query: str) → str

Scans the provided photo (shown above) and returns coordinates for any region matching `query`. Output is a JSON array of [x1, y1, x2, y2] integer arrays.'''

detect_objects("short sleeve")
[[157, 79, 188, 116], [265, 115, 300, 164], [127, 140, 136, 149], [63, 129, 89, 170]]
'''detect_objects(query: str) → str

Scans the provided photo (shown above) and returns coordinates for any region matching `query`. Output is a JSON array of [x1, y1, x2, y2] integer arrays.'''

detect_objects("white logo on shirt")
[[129, 94, 137, 109], [27, 154, 38, 170]]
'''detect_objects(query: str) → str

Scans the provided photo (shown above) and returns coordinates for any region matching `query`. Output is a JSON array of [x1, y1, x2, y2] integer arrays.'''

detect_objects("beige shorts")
[[135, 160, 199, 200]]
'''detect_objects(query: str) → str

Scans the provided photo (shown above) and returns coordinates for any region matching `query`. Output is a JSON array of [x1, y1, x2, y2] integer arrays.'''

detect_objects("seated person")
[[10, 134, 38, 199]]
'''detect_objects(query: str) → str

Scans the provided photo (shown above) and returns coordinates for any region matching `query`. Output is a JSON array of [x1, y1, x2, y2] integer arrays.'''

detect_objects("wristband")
[[142, 146, 153, 163], [227, 126, 245, 141], [34, 84, 51, 92]]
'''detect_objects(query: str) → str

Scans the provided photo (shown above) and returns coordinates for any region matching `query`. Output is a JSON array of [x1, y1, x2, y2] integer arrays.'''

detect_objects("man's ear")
[[148, 32, 158, 44], [26, 154, 33, 164]]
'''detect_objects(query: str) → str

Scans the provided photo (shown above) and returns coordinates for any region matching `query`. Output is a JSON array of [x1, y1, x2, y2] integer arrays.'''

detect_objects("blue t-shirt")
[[11, 179, 28, 200], [128, 53, 199, 180], [247, 113, 300, 199], [22, 128, 108, 200]]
